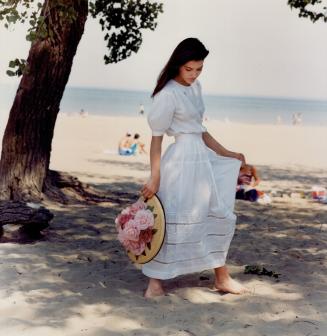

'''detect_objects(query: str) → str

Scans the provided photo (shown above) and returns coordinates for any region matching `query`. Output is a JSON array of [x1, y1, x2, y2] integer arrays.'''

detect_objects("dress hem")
[[142, 258, 227, 280]]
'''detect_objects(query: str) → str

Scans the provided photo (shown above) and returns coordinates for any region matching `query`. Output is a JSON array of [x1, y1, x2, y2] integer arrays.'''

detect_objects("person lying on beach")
[[236, 164, 261, 202], [133, 133, 147, 154], [118, 132, 135, 156]]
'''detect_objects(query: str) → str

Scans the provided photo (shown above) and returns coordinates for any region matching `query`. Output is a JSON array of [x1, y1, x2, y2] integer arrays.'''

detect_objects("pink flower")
[[139, 228, 153, 244], [121, 206, 132, 215], [115, 200, 155, 256], [115, 213, 133, 230], [134, 209, 154, 230], [129, 200, 147, 215], [117, 226, 126, 244], [124, 239, 146, 256], [122, 219, 140, 241]]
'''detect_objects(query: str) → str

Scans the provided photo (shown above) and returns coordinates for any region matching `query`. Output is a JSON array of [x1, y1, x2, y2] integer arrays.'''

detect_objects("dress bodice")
[[147, 79, 207, 136]]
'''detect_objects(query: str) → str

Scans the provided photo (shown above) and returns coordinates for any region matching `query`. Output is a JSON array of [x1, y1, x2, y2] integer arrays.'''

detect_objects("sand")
[[0, 115, 326, 336]]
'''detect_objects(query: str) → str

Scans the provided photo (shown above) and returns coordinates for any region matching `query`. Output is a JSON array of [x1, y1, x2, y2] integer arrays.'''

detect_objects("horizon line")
[[1, 82, 327, 103]]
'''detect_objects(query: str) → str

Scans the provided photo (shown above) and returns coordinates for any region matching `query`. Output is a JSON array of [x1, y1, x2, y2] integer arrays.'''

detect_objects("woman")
[[141, 38, 249, 298]]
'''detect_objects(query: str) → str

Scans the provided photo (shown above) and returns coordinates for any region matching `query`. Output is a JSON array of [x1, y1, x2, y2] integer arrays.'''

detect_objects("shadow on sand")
[[0, 165, 326, 335]]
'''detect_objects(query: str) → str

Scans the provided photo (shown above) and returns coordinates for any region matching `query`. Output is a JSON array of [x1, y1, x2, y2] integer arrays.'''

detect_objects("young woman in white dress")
[[141, 38, 249, 298]]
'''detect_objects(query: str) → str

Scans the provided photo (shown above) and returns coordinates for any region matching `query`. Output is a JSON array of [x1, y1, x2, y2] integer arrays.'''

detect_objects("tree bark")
[[0, 0, 88, 201]]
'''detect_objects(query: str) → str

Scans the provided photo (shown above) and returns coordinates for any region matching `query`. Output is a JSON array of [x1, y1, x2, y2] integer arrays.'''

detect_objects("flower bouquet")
[[115, 196, 165, 264]]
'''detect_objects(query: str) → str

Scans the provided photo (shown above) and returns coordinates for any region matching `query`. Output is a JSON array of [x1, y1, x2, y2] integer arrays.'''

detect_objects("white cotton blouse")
[[147, 79, 207, 136]]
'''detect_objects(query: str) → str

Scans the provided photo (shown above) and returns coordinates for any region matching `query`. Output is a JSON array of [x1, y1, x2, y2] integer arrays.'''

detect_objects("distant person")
[[80, 108, 87, 117], [139, 103, 145, 115], [276, 115, 282, 125], [292, 112, 302, 126], [296, 112, 302, 125], [118, 132, 136, 156], [133, 133, 147, 154]]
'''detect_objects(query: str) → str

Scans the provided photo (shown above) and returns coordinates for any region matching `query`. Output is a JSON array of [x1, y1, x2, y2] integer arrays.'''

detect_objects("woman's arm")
[[141, 136, 163, 199], [202, 131, 246, 165]]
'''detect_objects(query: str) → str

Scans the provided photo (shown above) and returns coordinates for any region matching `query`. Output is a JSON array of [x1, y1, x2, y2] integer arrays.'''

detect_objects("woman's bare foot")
[[144, 278, 165, 298], [214, 277, 250, 295], [214, 265, 250, 295]]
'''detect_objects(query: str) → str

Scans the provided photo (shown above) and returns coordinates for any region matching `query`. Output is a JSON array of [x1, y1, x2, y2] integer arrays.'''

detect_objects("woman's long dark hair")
[[151, 38, 209, 97]]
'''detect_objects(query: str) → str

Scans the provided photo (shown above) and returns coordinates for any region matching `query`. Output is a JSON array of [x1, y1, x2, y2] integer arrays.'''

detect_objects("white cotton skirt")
[[142, 133, 241, 280]]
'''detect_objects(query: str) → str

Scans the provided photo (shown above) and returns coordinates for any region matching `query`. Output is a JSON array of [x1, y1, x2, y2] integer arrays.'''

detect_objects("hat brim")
[[127, 194, 166, 264]]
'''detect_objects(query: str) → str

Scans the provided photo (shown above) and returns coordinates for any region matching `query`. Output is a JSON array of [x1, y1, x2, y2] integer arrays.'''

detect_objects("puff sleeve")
[[147, 89, 175, 136]]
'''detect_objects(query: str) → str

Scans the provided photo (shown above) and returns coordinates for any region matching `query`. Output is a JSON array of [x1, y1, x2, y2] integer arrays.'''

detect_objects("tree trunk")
[[0, 0, 88, 201]]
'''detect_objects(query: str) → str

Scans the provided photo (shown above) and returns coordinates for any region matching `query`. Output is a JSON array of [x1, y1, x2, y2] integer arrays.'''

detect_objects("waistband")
[[174, 133, 203, 142]]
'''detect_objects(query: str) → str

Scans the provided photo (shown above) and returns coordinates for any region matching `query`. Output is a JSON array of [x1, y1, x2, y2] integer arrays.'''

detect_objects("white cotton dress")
[[142, 79, 241, 280]]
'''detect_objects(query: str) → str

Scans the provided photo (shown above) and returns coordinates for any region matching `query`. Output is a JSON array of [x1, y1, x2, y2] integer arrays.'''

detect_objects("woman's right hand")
[[140, 175, 160, 200], [233, 152, 246, 167]]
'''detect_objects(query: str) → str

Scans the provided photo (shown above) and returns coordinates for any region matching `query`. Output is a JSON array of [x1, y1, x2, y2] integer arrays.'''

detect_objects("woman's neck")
[[173, 76, 191, 86]]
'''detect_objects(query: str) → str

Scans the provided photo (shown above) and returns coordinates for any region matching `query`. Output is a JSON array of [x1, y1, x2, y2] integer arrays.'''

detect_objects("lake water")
[[1, 84, 327, 130]]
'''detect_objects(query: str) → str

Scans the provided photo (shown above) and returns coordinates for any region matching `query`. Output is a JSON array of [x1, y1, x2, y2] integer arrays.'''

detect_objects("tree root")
[[43, 169, 133, 205]]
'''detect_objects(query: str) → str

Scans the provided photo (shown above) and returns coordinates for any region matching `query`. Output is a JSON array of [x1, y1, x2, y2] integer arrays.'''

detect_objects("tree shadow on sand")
[[0, 165, 326, 335], [257, 165, 327, 189], [89, 157, 150, 172]]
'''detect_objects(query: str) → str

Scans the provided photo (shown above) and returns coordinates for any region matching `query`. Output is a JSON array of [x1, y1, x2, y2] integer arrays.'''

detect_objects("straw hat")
[[127, 194, 166, 264]]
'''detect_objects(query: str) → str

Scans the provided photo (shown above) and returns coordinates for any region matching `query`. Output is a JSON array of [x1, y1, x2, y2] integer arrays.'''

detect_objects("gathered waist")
[[174, 132, 203, 143]]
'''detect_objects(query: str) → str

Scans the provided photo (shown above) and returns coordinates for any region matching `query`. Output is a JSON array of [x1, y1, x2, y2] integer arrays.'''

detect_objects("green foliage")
[[90, 0, 163, 64], [0, 0, 79, 77], [0, 1, 78, 42], [6, 58, 27, 76], [0, 1, 43, 35], [1, 0, 163, 76], [288, 0, 327, 22], [1, 0, 324, 79]]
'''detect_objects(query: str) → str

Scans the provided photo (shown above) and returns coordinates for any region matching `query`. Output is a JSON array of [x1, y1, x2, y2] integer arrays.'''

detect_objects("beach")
[[0, 115, 326, 335]]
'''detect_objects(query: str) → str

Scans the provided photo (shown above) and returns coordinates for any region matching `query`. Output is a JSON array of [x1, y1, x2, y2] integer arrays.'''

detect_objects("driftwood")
[[0, 201, 53, 231]]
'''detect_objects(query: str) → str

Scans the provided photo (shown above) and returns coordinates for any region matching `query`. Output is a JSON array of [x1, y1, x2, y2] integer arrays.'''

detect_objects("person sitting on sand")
[[118, 132, 135, 156], [132, 133, 147, 155], [236, 164, 261, 202]]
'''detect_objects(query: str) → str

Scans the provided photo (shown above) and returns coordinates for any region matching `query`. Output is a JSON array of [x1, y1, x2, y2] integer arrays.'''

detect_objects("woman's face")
[[175, 60, 204, 86]]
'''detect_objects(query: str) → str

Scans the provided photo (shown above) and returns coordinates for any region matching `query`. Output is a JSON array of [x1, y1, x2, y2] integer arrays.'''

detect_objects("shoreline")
[[59, 112, 327, 128], [1, 108, 327, 128]]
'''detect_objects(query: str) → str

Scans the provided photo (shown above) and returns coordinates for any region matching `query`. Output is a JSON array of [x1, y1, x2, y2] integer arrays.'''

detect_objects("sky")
[[0, 0, 327, 99]]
